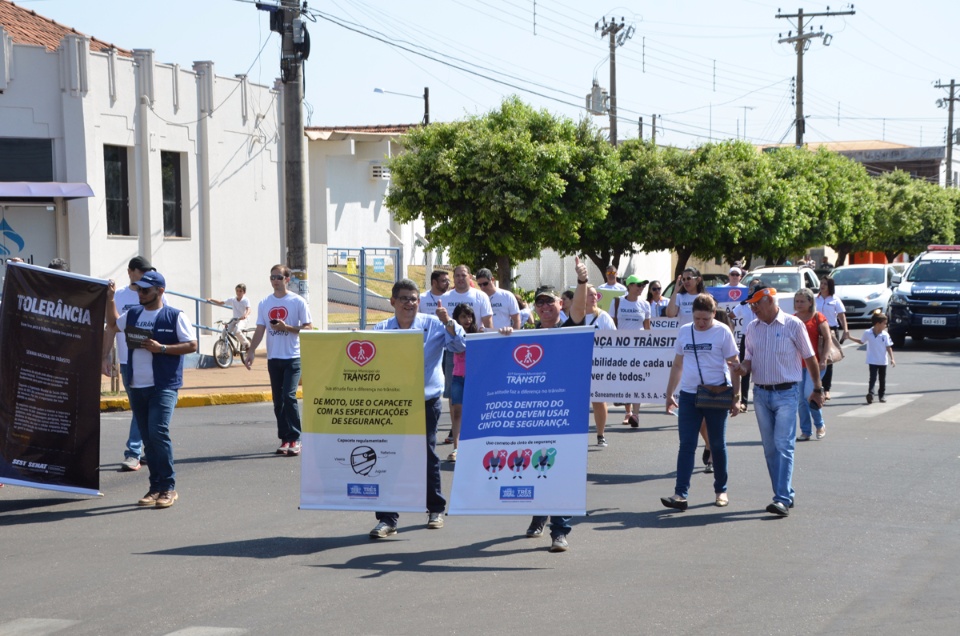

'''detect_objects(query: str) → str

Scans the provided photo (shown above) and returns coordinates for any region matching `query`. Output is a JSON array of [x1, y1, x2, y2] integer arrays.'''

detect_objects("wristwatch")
[[813, 387, 824, 393], [160, 345, 167, 355], [446, 319, 456, 328]]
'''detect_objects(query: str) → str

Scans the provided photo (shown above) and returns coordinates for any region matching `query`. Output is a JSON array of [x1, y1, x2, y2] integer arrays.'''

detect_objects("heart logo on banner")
[[728, 288, 744, 301], [346, 340, 376, 367], [513, 344, 544, 369]]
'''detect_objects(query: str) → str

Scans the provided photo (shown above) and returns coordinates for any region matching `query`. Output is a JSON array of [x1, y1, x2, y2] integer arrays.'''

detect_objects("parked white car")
[[830, 264, 905, 324]]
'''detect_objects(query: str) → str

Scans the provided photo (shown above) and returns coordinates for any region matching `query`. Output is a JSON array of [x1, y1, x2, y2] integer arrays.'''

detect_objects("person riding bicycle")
[[208, 284, 251, 350]]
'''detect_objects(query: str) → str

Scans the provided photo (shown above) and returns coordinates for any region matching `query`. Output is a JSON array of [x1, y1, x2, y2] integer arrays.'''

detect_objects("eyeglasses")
[[729, 272, 742, 276], [534, 298, 557, 307], [478, 280, 491, 287], [396, 296, 419, 304], [269, 275, 285, 281]]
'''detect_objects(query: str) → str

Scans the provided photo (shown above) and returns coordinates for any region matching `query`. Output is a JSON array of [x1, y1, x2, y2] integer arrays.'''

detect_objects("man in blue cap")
[[105, 270, 197, 508]]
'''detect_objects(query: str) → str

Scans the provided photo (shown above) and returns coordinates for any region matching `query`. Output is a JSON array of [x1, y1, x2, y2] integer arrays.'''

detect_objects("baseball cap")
[[134, 270, 166, 289], [740, 285, 776, 305], [729, 267, 744, 276], [128, 256, 155, 272], [625, 275, 649, 286], [534, 286, 560, 301]]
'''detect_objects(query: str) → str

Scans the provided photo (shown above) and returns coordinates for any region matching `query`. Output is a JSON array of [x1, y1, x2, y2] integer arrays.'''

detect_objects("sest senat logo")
[[345, 340, 376, 367], [513, 344, 544, 370], [268, 306, 288, 322], [727, 288, 744, 302]]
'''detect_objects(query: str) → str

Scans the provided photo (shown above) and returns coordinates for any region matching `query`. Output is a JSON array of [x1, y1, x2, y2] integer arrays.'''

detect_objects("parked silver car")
[[830, 264, 905, 324]]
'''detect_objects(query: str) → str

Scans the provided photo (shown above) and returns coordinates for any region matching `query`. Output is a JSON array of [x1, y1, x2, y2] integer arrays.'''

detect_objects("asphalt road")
[[2, 337, 960, 635]]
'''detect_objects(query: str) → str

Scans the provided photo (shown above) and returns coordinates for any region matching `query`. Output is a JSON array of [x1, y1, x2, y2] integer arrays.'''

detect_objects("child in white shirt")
[[850, 312, 896, 403]]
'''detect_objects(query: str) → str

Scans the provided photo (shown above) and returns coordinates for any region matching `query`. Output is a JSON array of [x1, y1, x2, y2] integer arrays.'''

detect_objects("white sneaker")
[[427, 512, 444, 529], [369, 521, 397, 538]]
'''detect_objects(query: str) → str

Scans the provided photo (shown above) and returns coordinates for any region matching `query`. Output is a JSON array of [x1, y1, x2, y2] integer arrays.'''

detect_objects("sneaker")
[[702, 448, 711, 465], [427, 512, 444, 529], [121, 456, 141, 471], [286, 440, 302, 456], [525, 521, 545, 538], [878, 397, 886, 403], [704, 461, 714, 474], [816, 427, 826, 440], [797, 433, 811, 441], [369, 521, 397, 539], [447, 449, 457, 462], [549, 535, 569, 552], [597, 435, 608, 447], [137, 491, 160, 506], [155, 490, 178, 508], [277, 441, 290, 454], [866, 393, 874, 404]]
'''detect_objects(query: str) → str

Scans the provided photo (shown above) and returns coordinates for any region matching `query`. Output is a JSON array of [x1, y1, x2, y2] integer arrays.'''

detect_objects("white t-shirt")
[[256, 292, 312, 359], [673, 292, 697, 326], [615, 297, 651, 330], [116, 308, 194, 388], [862, 329, 893, 365], [114, 285, 167, 361], [225, 296, 250, 321], [487, 288, 520, 329], [419, 290, 446, 316], [816, 295, 846, 328], [649, 298, 669, 318], [577, 310, 616, 330], [674, 321, 739, 393], [443, 288, 493, 323]]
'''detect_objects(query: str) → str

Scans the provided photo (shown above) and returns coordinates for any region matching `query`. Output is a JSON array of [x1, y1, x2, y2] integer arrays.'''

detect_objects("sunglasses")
[[649, 286, 661, 291], [535, 298, 557, 306], [478, 280, 491, 287], [136, 287, 156, 294], [270, 275, 286, 281]]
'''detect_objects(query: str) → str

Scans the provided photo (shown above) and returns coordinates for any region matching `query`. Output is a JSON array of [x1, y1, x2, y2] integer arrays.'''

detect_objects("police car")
[[887, 245, 960, 346]]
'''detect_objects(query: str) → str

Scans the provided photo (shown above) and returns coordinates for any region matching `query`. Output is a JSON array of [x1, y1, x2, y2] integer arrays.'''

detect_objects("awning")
[[0, 182, 95, 200]]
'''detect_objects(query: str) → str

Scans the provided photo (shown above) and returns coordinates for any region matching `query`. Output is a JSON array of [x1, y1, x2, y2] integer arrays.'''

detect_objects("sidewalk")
[[100, 350, 293, 411]]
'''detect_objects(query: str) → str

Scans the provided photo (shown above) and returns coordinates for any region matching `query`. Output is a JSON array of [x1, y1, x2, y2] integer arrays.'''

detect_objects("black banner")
[[0, 263, 108, 495]]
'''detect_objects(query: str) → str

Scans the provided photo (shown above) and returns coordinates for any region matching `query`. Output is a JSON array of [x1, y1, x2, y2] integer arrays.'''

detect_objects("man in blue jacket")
[[105, 271, 197, 508]]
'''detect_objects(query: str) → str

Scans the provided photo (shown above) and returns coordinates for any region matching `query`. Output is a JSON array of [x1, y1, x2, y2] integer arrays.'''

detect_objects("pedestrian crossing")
[[0, 620, 247, 636], [839, 393, 924, 418]]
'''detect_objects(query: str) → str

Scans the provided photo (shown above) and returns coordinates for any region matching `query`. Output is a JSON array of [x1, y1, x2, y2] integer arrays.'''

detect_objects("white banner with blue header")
[[449, 327, 593, 516]]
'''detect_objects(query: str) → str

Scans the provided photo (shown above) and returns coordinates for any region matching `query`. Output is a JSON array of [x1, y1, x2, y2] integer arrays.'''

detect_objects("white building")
[[0, 1, 319, 340]]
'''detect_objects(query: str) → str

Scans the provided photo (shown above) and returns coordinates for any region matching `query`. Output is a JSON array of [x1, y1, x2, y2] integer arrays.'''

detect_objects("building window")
[[0, 138, 54, 182], [161, 151, 183, 237], [103, 145, 131, 236]]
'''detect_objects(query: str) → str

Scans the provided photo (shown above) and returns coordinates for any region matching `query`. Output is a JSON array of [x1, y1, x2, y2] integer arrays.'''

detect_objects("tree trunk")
[[674, 247, 694, 279], [496, 255, 513, 290]]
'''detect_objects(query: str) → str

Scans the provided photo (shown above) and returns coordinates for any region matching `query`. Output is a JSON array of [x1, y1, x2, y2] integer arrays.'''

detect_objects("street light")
[[373, 87, 430, 125]]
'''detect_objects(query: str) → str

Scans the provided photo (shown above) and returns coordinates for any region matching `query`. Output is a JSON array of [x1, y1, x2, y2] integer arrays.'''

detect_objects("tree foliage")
[[385, 97, 623, 282]]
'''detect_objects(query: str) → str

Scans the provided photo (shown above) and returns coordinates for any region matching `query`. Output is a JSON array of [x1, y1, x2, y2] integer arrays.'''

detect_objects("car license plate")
[[922, 317, 947, 326]]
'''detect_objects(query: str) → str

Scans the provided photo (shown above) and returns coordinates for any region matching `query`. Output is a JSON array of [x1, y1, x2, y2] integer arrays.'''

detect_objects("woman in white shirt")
[[566, 285, 616, 447], [662, 293, 741, 509], [816, 276, 849, 400]]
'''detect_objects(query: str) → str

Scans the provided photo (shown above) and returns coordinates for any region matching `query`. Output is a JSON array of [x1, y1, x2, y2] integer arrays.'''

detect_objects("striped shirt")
[[743, 309, 815, 385]]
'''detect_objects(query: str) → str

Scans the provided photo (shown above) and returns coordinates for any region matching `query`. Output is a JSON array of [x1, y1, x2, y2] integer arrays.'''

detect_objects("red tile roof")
[[306, 124, 419, 134], [0, 0, 132, 56]]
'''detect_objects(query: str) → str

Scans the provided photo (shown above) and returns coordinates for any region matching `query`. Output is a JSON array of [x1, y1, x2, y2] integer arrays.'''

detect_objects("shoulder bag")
[[691, 325, 735, 409], [817, 313, 845, 365]]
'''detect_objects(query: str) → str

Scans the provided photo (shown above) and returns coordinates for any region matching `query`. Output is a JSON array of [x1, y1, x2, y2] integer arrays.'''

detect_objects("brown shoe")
[[138, 491, 160, 506], [155, 490, 178, 508]]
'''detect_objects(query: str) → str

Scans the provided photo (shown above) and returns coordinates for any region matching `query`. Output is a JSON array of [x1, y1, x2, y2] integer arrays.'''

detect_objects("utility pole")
[[651, 114, 657, 145], [777, 7, 854, 148], [595, 16, 634, 146], [259, 0, 311, 299], [742, 105, 755, 141], [935, 79, 957, 187]]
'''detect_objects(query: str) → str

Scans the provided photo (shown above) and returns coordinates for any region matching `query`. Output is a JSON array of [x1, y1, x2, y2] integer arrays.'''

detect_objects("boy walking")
[[850, 312, 896, 403]]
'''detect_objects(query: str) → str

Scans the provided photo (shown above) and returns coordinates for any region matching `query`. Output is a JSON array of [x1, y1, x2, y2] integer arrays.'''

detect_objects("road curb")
[[100, 388, 303, 411]]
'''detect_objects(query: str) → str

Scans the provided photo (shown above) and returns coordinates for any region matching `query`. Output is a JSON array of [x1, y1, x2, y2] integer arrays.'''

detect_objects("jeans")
[[376, 397, 446, 525], [127, 386, 179, 492], [267, 357, 302, 442], [120, 363, 143, 460], [797, 367, 826, 436], [868, 364, 887, 398], [674, 391, 729, 498], [531, 515, 572, 539], [754, 384, 799, 506]]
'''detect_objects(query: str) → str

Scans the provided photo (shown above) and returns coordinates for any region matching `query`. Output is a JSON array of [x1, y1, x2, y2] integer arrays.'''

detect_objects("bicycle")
[[212, 318, 255, 369]]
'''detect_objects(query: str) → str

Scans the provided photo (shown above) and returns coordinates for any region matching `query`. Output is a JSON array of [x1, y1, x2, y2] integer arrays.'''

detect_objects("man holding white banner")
[[369, 279, 466, 538]]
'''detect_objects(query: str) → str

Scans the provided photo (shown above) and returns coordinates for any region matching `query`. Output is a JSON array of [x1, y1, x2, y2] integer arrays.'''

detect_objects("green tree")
[[385, 97, 623, 284], [872, 171, 955, 261]]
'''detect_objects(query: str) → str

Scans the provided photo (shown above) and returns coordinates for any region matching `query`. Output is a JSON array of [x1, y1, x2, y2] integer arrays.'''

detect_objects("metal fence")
[[327, 246, 402, 329]]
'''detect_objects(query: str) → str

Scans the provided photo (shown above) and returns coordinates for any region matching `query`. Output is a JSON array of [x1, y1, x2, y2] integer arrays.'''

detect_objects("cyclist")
[[208, 284, 251, 350]]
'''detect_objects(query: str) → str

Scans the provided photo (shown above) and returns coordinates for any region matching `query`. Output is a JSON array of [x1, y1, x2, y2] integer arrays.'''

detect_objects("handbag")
[[690, 325, 734, 409], [817, 314, 845, 365]]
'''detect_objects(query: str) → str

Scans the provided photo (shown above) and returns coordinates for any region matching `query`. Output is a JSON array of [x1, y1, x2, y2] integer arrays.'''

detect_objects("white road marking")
[[928, 403, 960, 423], [839, 393, 923, 418], [0, 619, 79, 636], [164, 629, 248, 635]]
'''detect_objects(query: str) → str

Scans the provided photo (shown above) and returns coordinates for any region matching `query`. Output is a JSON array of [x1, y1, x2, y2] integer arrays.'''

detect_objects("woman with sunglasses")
[[665, 267, 705, 326], [647, 281, 668, 318], [244, 265, 313, 456], [816, 276, 848, 400]]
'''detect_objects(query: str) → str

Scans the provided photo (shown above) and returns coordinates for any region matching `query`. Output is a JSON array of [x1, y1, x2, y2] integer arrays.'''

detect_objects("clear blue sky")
[[14, 0, 960, 148]]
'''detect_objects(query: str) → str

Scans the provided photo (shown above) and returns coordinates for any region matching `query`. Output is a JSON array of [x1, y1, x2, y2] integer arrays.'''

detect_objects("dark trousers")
[[267, 357, 302, 442], [868, 364, 887, 398], [376, 397, 446, 526]]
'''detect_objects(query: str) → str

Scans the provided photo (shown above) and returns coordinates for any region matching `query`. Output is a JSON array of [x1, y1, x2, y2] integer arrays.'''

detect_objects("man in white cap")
[[724, 267, 748, 288]]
